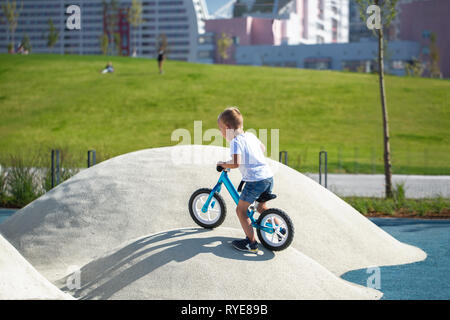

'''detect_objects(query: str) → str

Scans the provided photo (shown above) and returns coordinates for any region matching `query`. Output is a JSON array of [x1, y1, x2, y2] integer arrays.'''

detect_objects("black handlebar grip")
[[216, 165, 224, 172]]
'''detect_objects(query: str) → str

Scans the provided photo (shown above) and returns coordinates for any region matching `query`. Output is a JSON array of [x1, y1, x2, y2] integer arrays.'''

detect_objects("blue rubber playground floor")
[[341, 218, 450, 300]]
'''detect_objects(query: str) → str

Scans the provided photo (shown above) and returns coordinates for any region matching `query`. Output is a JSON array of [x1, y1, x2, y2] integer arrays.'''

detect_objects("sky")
[[205, 0, 231, 15]]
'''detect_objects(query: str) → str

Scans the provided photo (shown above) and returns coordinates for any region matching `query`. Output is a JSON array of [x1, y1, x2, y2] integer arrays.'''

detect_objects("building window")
[[316, 35, 324, 44], [318, 0, 324, 20], [158, 9, 186, 14], [159, 1, 183, 5], [391, 60, 405, 69], [158, 25, 189, 30], [304, 57, 331, 70], [198, 50, 213, 59], [198, 35, 213, 44], [284, 61, 297, 68], [332, 18, 338, 42]]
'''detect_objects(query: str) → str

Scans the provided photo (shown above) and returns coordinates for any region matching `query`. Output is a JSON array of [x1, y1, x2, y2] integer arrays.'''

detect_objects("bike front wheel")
[[256, 208, 294, 251], [189, 188, 226, 229]]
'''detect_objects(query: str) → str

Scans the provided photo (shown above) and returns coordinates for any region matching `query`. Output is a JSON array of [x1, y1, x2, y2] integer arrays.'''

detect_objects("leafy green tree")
[[404, 57, 424, 77], [1, 0, 23, 52], [21, 33, 31, 52], [47, 18, 59, 53], [216, 32, 233, 63], [355, 0, 398, 198], [128, 0, 144, 56]]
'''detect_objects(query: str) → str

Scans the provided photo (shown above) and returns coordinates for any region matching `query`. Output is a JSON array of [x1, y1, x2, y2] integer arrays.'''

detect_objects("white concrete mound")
[[55, 227, 381, 300], [0, 234, 73, 300], [0, 145, 426, 299]]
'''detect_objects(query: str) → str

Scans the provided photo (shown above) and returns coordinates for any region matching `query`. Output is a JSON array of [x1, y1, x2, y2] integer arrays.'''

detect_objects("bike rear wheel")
[[256, 208, 294, 251], [189, 188, 226, 229]]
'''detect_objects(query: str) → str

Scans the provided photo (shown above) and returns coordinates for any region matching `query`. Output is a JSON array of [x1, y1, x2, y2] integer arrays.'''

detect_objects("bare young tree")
[[355, 0, 398, 198], [1, 0, 23, 52], [429, 33, 441, 78], [102, 0, 121, 55], [47, 18, 59, 53], [128, 0, 144, 56]]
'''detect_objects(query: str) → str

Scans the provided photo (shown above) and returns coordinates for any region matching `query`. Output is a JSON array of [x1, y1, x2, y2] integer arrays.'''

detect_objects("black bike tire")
[[256, 208, 294, 251], [188, 188, 227, 229]]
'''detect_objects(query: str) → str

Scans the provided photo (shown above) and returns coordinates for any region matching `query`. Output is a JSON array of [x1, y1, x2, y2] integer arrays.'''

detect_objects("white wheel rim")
[[260, 214, 289, 247], [192, 193, 222, 225]]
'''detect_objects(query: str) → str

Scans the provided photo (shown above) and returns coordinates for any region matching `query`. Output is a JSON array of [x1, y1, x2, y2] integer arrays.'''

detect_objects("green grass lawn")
[[0, 53, 449, 174]]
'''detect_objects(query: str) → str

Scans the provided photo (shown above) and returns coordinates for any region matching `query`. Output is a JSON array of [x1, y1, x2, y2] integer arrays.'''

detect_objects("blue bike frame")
[[201, 170, 274, 234]]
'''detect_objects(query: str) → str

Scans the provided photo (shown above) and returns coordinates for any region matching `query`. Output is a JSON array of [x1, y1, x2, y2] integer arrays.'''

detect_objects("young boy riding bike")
[[216, 107, 276, 253]]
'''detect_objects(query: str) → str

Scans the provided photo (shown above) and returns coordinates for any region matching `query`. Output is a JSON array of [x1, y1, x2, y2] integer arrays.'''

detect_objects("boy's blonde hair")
[[218, 107, 243, 129]]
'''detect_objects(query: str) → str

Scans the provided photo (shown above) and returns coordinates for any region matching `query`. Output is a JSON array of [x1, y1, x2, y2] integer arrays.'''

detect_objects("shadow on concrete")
[[59, 228, 275, 299]]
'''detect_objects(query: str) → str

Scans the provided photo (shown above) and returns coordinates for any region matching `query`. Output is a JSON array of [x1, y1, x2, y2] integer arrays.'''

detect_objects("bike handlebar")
[[216, 165, 230, 173]]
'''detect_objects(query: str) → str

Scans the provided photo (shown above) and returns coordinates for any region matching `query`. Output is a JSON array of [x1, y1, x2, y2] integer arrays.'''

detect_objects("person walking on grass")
[[157, 48, 165, 74]]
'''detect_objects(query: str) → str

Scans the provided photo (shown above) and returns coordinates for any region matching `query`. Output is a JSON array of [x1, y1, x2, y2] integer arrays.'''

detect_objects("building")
[[0, 0, 209, 62], [235, 40, 421, 76], [395, 0, 450, 78], [204, 0, 349, 63]]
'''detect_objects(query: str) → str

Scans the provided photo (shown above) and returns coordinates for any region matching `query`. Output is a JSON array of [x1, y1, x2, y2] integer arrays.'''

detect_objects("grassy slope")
[[0, 53, 449, 173]]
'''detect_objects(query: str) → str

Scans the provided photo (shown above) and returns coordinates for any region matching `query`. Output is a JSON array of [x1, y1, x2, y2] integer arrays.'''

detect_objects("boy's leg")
[[257, 201, 268, 213], [236, 200, 256, 243], [257, 201, 282, 226]]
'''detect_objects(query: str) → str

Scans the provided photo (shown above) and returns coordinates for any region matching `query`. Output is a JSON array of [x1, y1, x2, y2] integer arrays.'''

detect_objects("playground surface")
[[341, 217, 450, 300]]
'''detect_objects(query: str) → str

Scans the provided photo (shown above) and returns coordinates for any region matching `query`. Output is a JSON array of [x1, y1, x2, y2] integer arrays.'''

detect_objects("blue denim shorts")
[[239, 177, 274, 204]]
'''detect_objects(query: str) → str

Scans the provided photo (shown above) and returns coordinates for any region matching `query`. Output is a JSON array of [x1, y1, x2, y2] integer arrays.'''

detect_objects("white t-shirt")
[[230, 132, 273, 182]]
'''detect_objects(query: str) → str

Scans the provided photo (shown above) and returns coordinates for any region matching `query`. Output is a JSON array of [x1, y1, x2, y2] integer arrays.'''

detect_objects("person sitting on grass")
[[101, 61, 114, 74], [216, 107, 276, 253]]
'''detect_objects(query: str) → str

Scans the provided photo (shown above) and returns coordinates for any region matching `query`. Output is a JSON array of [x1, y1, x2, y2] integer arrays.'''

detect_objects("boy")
[[216, 107, 274, 253]]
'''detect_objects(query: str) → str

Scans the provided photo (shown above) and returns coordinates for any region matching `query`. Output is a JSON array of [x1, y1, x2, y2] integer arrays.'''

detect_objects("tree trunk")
[[377, 24, 393, 198]]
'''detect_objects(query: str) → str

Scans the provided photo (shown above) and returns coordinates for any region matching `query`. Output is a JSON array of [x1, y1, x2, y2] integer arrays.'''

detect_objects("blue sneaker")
[[231, 237, 258, 253]]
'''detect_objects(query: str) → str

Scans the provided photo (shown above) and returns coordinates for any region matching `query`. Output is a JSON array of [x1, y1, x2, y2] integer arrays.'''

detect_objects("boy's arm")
[[217, 154, 240, 169], [260, 142, 266, 153]]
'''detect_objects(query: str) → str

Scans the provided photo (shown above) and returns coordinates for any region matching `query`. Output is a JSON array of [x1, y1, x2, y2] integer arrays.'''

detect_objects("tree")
[[100, 34, 109, 55], [1, 0, 23, 52], [355, 0, 398, 198], [216, 32, 233, 64], [47, 18, 59, 53], [114, 32, 121, 56], [102, 0, 121, 56], [404, 57, 424, 77], [21, 33, 31, 53], [127, 0, 144, 56]]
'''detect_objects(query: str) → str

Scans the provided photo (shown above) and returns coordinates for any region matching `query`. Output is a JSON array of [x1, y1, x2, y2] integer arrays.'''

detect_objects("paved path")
[[306, 174, 450, 198]]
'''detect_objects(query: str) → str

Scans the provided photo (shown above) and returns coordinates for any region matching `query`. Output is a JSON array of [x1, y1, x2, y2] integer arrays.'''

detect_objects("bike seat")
[[256, 192, 277, 203]]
